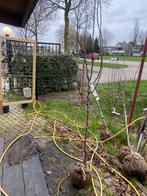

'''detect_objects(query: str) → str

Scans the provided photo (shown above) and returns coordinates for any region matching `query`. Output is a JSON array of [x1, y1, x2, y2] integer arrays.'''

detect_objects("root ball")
[[70, 165, 91, 189]]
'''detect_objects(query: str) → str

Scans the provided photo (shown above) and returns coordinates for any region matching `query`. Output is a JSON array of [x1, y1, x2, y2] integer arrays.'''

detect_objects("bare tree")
[[48, 0, 83, 53], [131, 18, 140, 47], [71, 0, 92, 56], [103, 27, 113, 48], [138, 30, 147, 50], [56, 24, 77, 52], [18, 0, 55, 42], [82, 0, 110, 169], [18, 23, 33, 40]]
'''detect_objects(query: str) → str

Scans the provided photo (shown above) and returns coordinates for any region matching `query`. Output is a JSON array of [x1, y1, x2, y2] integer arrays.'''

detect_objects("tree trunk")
[[76, 23, 79, 59], [64, 11, 70, 53]]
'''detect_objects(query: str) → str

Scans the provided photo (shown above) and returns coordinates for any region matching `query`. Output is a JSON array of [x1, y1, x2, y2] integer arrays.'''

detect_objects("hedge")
[[37, 55, 78, 94], [10, 54, 78, 95]]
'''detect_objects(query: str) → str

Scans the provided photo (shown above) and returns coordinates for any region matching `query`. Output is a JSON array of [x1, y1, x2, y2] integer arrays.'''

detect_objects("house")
[[110, 43, 125, 56], [115, 42, 143, 56], [103, 46, 113, 55]]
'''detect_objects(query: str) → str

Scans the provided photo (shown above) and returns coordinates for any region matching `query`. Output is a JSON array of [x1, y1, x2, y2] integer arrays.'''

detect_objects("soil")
[[37, 140, 94, 196]]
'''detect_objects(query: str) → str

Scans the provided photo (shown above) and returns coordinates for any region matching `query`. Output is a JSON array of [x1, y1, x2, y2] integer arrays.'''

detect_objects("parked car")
[[86, 53, 99, 60]]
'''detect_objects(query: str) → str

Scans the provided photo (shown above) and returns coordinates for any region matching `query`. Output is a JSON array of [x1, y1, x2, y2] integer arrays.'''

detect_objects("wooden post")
[[0, 39, 3, 114], [32, 41, 36, 101], [128, 37, 147, 131]]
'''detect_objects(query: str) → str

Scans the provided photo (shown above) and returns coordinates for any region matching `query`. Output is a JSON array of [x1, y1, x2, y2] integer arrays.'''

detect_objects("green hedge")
[[11, 54, 78, 95]]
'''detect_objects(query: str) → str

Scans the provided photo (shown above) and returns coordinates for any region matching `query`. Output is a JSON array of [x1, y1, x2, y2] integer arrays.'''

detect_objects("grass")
[[25, 80, 147, 155], [103, 55, 147, 62], [97, 80, 147, 119], [78, 59, 128, 69], [4, 93, 24, 102]]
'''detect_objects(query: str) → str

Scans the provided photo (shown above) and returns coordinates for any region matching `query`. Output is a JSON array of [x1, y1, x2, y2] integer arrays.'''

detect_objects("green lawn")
[[97, 80, 147, 120], [27, 80, 147, 148], [78, 60, 128, 69], [103, 55, 147, 62]]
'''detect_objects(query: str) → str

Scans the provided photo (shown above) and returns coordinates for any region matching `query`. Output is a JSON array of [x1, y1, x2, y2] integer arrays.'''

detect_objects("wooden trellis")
[[0, 36, 36, 113]]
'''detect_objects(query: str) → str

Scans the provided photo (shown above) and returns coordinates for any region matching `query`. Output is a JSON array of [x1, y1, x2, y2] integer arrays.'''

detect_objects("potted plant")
[[3, 105, 9, 113]]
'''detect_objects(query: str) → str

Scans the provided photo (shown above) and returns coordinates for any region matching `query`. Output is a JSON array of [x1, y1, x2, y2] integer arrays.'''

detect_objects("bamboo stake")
[[128, 37, 147, 131], [32, 41, 36, 101]]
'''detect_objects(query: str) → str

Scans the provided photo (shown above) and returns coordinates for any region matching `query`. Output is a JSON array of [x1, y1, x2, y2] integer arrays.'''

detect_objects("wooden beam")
[[21, 0, 38, 27], [0, 9, 22, 27], [32, 41, 36, 101], [0, 39, 3, 114], [0, 0, 39, 27], [3, 100, 33, 107], [0, 36, 35, 43]]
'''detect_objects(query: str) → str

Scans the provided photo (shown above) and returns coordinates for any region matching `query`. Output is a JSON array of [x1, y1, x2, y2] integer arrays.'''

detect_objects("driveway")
[[84, 60, 147, 83]]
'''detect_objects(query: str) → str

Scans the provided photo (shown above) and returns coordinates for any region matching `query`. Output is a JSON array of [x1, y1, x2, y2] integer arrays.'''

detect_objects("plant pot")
[[21, 103, 28, 109], [3, 105, 9, 113]]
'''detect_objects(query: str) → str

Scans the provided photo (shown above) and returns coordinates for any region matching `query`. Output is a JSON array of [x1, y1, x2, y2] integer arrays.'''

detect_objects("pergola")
[[0, 0, 39, 27]]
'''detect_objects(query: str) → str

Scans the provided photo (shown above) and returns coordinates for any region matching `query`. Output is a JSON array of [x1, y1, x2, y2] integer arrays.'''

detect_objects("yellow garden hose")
[[0, 101, 40, 196], [57, 175, 70, 196], [43, 109, 143, 196], [53, 120, 103, 196], [71, 118, 141, 196], [0, 101, 144, 196], [52, 112, 142, 196]]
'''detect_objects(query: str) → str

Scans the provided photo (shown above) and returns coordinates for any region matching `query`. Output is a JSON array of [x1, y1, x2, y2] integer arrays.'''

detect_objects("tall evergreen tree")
[[94, 37, 100, 53], [86, 35, 93, 53]]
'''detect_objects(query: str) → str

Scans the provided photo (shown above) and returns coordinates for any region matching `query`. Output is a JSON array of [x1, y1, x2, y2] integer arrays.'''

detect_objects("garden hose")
[[57, 175, 70, 196], [34, 135, 97, 144], [41, 111, 103, 195], [42, 109, 143, 195], [0, 100, 144, 196], [44, 109, 144, 144], [0, 101, 40, 196], [53, 120, 102, 196], [42, 108, 143, 195], [71, 118, 141, 196], [52, 112, 142, 196], [53, 115, 142, 196]]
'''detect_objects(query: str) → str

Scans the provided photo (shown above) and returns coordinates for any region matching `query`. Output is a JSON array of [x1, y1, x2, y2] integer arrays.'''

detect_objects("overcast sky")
[[103, 0, 147, 45], [46, 0, 147, 45], [0, 0, 146, 46]]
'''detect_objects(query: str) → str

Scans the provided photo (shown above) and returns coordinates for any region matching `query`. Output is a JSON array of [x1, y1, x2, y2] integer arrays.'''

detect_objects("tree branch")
[[48, 0, 65, 10], [70, 0, 83, 11]]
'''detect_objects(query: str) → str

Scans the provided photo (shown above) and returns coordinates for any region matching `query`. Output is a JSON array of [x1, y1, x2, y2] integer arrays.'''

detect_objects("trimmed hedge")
[[11, 54, 78, 95], [37, 55, 78, 94]]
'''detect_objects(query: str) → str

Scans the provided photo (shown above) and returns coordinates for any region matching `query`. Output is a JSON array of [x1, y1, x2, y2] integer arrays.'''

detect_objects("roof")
[[0, 0, 38, 27]]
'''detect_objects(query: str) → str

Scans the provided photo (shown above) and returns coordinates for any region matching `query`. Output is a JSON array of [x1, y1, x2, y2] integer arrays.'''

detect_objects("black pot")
[[21, 103, 28, 109], [3, 105, 9, 113]]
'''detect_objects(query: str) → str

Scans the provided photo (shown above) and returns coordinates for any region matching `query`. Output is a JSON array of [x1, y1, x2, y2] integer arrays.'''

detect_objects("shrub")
[[37, 54, 78, 94], [11, 54, 78, 95]]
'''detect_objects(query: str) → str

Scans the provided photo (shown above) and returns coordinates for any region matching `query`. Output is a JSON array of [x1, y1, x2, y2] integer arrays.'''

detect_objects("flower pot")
[[21, 103, 28, 109], [3, 105, 9, 113]]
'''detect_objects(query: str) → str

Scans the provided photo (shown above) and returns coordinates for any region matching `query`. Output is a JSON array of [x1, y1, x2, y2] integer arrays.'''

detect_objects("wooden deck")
[[0, 137, 49, 196]]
